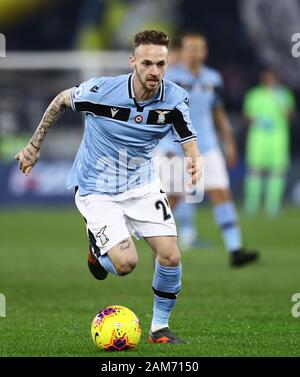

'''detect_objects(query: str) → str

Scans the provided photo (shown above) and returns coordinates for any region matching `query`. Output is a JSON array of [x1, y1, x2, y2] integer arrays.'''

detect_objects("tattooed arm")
[[15, 89, 72, 176]]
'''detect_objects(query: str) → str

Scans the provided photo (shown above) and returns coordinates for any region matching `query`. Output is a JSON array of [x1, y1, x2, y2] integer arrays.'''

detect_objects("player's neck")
[[132, 74, 158, 102]]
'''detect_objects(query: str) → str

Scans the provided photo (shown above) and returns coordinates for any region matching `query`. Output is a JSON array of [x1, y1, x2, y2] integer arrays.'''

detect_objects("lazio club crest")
[[96, 226, 109, 247], [155, 110, 171, 124]]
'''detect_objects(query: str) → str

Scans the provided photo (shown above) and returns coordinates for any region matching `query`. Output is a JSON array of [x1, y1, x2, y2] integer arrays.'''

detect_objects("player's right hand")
[[15, 143, 40, 176], [186, 155, 203, 187]]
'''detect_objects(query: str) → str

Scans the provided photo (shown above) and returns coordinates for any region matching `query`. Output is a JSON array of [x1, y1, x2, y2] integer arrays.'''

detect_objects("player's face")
[[130, 44, 168, 91], [181, 36, 208, 66]]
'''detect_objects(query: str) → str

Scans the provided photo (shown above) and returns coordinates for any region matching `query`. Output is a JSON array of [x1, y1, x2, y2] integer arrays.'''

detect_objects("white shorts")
[[155, 148, 229, 194], [203, 149, 230, 190], [75, 179, 177, 255]]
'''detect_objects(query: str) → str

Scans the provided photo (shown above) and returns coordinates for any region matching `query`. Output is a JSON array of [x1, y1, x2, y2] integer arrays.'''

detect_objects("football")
[[91, 305, 142, 351]]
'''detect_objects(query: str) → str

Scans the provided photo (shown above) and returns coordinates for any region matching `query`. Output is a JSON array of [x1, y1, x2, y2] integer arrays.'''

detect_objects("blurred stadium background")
[[0, 0, 300, 206], [0, 0, 300, 357]]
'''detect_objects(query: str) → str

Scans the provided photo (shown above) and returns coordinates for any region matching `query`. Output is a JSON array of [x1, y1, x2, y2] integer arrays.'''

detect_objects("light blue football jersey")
[[161, 64, 224, 155], [67, 73, 196, 195]]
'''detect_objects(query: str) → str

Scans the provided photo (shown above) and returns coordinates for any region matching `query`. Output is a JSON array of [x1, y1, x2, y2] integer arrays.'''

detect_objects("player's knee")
[[116, 263, 136, 276], [115, 256, 138, 276], [153, 237, 181, 267], [164, 253, 181, 267], [158, 248, 181, 267]]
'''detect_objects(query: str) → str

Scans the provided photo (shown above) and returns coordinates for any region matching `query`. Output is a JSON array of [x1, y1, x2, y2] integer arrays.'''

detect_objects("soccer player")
[[158, 31, 259, 267], [243, 67, 296, 216], [15, 30, 202, 344]]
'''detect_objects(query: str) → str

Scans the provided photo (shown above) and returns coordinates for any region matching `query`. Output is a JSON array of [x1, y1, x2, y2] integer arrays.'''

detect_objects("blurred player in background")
[[168, 38, 182, 66], [15, 30, 202, 344], [243, 67, 296, 217], [158, 31, 259, 267]]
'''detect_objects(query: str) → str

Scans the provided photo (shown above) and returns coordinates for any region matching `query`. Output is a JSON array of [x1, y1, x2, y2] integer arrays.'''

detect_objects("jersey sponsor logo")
[[74, 102, 131, 121], [156, 110, 171, 124], [96, 226, 109, 247], [90, 85, 99, 93], [110, 107, 119, 118], [134, 115, 143, 123]]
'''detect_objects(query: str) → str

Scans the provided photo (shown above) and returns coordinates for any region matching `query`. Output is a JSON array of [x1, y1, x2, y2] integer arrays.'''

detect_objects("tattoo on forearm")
[[30, 91, 70, 148], [119, 239, 131, 250], [30, 141, 40, 150], [19, 144, 39, 169]]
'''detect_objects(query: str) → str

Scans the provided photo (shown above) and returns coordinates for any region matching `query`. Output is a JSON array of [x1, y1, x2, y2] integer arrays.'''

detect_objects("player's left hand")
[[186, 156, 203, 187]]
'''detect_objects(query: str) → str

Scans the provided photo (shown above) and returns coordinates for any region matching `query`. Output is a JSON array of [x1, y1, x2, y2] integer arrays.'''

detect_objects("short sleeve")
[[70, 77, 102, 112], [171, 93, 197, 144]]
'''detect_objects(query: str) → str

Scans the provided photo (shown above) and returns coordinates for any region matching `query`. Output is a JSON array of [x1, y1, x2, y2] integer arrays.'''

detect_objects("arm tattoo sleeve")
[[30, 89, 72, 149]]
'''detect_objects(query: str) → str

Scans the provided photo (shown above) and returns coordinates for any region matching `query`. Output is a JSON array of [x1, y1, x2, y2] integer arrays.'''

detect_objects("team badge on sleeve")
[[183, 96, 189, 106], [90, 85, 99, 93]]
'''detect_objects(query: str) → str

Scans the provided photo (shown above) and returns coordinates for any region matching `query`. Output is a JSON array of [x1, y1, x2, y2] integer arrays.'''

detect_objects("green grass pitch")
[[0, 206, 299, 356]]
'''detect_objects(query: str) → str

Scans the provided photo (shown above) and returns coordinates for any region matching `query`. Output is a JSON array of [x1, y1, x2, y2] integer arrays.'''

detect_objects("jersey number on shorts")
[[155, 198, 171, 221]]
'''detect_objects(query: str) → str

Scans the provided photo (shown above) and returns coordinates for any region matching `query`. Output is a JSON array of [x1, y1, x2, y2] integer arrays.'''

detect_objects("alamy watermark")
[[291, 293, 300, 318], [291, 33, 300, 57], [0, 33, 6, 57], [94, 149, 204, 204], [0, 293, 6, 317]]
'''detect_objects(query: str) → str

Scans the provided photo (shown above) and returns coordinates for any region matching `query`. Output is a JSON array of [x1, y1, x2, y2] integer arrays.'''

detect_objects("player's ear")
[[129, 55, 136, 69]]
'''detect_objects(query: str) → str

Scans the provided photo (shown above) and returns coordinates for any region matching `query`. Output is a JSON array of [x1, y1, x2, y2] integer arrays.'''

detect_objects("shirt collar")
[[128, 73, 165, 102]]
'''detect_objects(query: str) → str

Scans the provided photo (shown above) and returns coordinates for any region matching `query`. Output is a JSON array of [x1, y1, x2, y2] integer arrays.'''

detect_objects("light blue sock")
[[174, 200, 197, 244], [98, 254, 119, 275], [213, 202, 242, 253], [151, 260, 182, 331]]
